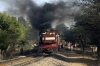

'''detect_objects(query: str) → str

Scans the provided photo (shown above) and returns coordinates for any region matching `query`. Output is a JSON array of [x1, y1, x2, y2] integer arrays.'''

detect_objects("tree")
[[74, 0, 100, 59], [18, 16, 39, 50], [0, 12, 25, 58], [55, 23, 74, 42]]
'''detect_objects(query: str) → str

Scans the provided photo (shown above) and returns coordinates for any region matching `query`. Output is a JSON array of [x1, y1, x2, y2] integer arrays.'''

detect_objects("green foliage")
[[55, 23, 74, 42], [18, 16, 38, 50], [74, 1, 100, 46], [0, 12, 25, 50], [18, 16, 28, 28]]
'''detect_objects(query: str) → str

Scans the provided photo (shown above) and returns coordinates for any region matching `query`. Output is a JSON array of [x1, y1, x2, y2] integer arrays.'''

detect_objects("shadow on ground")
[[50, 50, 97, 66]]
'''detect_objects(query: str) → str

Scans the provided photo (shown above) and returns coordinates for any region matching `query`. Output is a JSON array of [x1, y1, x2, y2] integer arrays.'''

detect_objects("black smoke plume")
[[2, 0, 80, 30]]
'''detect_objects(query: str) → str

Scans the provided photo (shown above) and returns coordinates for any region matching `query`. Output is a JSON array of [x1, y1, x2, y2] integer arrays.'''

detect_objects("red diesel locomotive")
[[38, 28, 60, 53]]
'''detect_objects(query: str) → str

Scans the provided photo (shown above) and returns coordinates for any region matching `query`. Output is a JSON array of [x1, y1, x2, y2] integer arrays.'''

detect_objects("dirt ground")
[[28, 49, 98, 66]]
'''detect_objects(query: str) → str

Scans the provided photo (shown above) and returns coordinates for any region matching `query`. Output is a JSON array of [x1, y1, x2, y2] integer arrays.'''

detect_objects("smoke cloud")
[[1, 0, 80, 30]]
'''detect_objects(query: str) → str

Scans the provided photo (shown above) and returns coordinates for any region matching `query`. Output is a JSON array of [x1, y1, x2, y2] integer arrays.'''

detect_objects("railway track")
[[0, 51, 62, 66], [1, 49, 96, 66], [0, 54, 44, 66]]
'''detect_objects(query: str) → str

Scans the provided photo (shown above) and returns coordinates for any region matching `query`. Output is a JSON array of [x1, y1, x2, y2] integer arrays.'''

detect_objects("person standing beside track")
[[60, 41, 64, 49], [70, 43, 74, 51], [20, 48, 23, 55]]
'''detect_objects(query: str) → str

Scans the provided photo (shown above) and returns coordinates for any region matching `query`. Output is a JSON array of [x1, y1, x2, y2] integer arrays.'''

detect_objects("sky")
[[0, 1, 6, 12], [0, 0, 52, 12]]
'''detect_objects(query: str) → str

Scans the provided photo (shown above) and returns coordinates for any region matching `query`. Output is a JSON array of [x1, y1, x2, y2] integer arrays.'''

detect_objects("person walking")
[[70, 43, 73, 51]]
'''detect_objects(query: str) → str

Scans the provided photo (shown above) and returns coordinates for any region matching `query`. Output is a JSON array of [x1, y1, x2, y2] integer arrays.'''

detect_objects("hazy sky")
[[0, 0, 52, 12], [0, 1, 6, 12]]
